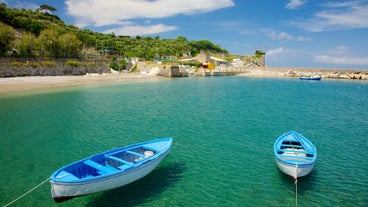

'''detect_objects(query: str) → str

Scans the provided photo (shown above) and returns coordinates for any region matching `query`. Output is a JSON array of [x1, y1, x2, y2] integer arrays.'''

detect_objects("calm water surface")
[[1, 76, 367, 206]]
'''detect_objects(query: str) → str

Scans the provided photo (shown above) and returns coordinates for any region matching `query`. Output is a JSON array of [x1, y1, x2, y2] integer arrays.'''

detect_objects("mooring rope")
[[3, 178, 49, 207], [295, 165, 298, 207]]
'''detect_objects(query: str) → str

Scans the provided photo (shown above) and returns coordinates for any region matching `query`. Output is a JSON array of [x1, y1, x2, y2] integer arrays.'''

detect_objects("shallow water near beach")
[[1, 76, 368, 206]]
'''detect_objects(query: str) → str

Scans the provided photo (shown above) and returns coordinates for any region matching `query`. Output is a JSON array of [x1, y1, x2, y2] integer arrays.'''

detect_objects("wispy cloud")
[[270, 31, 293, 40], [290, 0, 368, 32], [65, 0, 234, 35], [104, 23, 177, 36], [267, 47, 302, 56], [263, 29, 312, 42], [331, 45, 350, 55], [267, 48, 287, 56], [314, 55, 368, 65], [286, 0, 307, 9], [266, 47, 305, 66], [314, 45, 368, 66], [296, 36, 312, 42]]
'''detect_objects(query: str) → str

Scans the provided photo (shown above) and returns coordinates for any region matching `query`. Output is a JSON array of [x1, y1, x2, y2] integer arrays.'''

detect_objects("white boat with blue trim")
[[50, 137, 173, 202], [274, 131, 316, 178], [299, 75, 322, 80]]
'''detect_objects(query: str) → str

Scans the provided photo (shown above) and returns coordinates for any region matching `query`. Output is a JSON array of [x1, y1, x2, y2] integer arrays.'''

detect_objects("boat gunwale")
[[50, 149, 171, 186], [274, 131, 317, 166], [50, 138, 172, 183]]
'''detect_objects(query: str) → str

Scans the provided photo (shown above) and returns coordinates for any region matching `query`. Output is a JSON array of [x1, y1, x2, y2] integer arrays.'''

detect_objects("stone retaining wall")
[[0, 64, 110, 77], [160, 66, 188, 77]]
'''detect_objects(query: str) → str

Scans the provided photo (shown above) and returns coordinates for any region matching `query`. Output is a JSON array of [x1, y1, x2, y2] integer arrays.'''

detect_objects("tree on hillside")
[[38, 4, 57, 14], [58, 33, 82, 58], [14, 31, 35, 57], [37, 28, 59, 57], [38, 4, 61, 23], [0, 22, 15, 55]]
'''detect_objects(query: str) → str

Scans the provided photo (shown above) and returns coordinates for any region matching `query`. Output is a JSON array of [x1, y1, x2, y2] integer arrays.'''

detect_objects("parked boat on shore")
[[50, 137, 173, 202], [273, 131, 316, 178]]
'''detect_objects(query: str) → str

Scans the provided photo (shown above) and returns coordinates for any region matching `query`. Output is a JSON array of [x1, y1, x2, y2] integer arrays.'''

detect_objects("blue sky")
[[3, 0, 368, 69]]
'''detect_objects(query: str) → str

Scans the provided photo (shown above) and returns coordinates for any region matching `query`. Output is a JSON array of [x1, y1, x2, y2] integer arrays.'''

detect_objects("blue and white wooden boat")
[[274, 131, 316, 178], [50, 137, 173, 202]]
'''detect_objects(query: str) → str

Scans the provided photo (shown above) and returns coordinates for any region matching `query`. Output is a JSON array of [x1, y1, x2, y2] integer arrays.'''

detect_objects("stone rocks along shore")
[[244, 67, 368, 80]]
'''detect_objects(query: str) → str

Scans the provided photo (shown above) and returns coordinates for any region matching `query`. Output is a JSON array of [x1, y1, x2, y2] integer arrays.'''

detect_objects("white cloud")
[[290, 1, 368, 31], [314, 55, 368, 65], [286, 0, 307, 9], [267, 48, 287, 56], [313, 45, 368, 67], [271, 31, 293, 40], [266, 47, 306, 66], [296, 36, 312, 42], [267, 47, 301, 56], [264, 30, 312, 42], [65, 0, 235, 33], [103, 23, 177, 36], [331, 45, 350, 55]]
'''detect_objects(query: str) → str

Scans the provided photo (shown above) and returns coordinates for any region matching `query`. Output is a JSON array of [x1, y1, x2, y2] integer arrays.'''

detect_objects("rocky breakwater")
[[244, 67, 368, 80], [285, 68, 368, 80]]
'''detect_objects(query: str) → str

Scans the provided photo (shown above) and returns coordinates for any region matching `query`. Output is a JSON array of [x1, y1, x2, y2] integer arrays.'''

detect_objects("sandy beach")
[[0, 73, 165, 95]]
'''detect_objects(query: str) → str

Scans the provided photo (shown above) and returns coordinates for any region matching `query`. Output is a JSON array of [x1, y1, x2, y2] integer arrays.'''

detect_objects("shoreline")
[[1, 67, 367, 95]]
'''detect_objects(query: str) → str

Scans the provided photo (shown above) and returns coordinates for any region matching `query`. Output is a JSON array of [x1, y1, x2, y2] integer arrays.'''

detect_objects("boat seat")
[[84, 159, 118, 174], [105, 155, 133, 166], [126, 150, 146, 159], [280, 149, 308, 154], [118, 165, 132, 171], [279, 154, 313, 160], [280, 144, 303, 149], [142, 146, 157, 153]]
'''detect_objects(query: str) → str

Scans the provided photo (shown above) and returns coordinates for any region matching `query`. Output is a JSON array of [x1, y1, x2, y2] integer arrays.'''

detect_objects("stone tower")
[[255, 47, 266, 67]]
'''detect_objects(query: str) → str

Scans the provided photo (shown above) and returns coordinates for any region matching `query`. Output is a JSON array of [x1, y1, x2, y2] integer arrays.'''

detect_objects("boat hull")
[[50, 138, 172, 202], [275, 157, 315, 178]]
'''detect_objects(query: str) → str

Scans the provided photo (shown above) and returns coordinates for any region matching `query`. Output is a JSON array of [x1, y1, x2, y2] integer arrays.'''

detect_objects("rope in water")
[[295, 177, 298, 207], [295, 165, 298, 207], [3, 178, 49, 207]]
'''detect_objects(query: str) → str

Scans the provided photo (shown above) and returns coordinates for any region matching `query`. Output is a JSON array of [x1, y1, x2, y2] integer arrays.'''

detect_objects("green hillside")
[[0, 3, 230, 60]]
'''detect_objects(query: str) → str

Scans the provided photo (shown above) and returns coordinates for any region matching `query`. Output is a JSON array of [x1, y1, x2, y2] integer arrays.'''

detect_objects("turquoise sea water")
[[1, 76, 368, 207]]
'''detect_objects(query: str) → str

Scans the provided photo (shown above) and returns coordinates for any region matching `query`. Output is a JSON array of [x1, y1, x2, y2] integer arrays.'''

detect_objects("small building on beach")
[[179, 53, 228, 67]]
